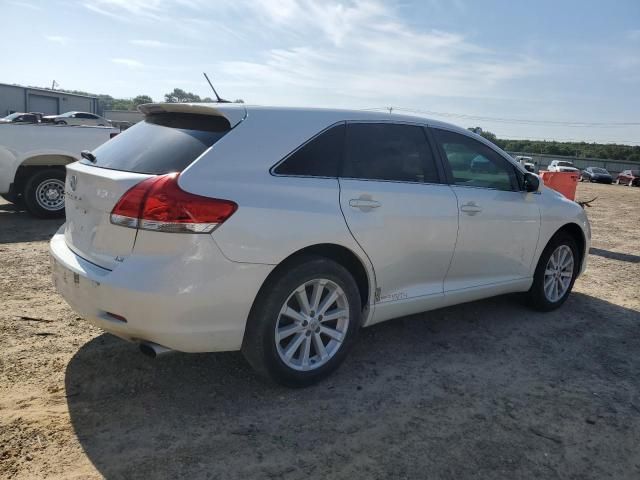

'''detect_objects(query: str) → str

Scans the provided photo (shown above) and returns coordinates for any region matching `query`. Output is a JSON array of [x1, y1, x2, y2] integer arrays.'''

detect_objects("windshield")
[[592, 168, 607, 174], [557, 161, 574, 167]]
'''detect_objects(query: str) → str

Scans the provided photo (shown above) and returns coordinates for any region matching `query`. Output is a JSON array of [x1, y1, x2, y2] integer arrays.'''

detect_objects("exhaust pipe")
[[139, 341, 172, 358]]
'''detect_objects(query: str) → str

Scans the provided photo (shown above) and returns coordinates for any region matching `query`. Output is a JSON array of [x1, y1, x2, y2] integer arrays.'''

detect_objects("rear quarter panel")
[[178, 108, 377, 303]]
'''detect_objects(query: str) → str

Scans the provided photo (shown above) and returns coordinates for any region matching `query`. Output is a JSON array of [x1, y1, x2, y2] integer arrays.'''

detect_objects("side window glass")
[[273, 123, 345, 177], [342, 123, 439, 183], [433, 129, 516, 191]]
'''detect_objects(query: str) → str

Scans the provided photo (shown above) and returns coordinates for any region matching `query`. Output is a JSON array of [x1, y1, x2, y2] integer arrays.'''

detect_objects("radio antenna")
[[203, 72, 230, 103]]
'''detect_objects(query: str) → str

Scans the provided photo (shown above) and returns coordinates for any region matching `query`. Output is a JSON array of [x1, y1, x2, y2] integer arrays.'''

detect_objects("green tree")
[[132, 95, 153, 107], [164, 88, 202, 103]]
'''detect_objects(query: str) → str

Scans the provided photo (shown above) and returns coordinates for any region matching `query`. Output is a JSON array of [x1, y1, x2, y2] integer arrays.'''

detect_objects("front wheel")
[[526, 233, 580, 311], [242, 255, 361, 387], [23, 169, 66, 218]]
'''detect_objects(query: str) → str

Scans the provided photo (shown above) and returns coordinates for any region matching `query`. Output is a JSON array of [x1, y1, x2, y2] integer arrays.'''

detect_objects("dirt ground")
[[0, 182, 639, 479]]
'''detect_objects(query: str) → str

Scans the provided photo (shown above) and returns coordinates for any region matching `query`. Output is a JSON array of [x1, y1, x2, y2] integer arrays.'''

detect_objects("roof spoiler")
[[137, 103, 247, 128]]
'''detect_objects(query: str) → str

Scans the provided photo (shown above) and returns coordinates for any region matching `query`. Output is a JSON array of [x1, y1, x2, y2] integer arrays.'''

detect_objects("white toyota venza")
[[50, 103, 590, 386]]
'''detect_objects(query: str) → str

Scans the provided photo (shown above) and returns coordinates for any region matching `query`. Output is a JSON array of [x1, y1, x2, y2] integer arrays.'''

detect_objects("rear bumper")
[[50, 227, 274, 352]]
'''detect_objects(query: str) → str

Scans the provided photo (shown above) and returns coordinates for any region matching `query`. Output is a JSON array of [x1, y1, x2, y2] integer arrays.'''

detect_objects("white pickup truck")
[[0, 123, 118, 217]]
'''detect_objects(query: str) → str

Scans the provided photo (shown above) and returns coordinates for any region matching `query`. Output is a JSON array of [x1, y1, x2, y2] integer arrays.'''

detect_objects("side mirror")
[[524, 172, 541, 193]]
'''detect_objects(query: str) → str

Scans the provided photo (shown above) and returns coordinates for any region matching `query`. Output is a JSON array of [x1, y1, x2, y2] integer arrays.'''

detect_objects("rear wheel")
[[23, 169, 66, 218], [526, 233, 580, 311], [242, 255, 361, 387], [55, 120, 67, 125]]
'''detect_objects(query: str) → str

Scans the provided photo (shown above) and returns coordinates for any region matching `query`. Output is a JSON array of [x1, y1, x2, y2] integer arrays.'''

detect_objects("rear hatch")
[[64, 104, 244, 270]]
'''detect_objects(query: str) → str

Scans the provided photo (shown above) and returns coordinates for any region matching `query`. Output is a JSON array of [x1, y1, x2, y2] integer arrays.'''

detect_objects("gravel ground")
[[0, 182, 639, 479]]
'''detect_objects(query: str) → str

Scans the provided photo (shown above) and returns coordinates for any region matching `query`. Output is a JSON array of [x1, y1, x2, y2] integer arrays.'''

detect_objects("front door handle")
[[460, 201, 482, 215], [349, 197, 381, 211]]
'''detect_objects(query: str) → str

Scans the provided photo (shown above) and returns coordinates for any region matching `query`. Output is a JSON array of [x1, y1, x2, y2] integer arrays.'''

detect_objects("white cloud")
[[216, 1, 537, 101], [130, 39, 174, 48], [87, 0, 541, 102], [7, 0, 43, 10], [45, 35, 70, 45], [111, 58, 144, 68]]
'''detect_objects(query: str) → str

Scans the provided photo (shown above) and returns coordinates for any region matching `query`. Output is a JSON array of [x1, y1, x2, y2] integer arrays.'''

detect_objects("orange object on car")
[[539, 171, 580, 201]]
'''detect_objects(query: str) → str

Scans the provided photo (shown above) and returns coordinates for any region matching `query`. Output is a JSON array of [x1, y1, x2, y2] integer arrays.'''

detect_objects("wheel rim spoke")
[[284, 332, 305, 360], [277, 323, 304, 341], [320, 308, 347, 322], [295, 287, 311, 315], [281, 306, 306, 323], [301, 336, 312, 367], [313, 332, 328, 360], [317, 290, 339, 316], [320, 325, 344, 342], [309, 280, 325, 312]]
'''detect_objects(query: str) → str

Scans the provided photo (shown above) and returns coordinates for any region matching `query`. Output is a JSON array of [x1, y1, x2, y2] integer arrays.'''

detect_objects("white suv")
[[50, 103, 590, 386], [548, 160, 579, 172]]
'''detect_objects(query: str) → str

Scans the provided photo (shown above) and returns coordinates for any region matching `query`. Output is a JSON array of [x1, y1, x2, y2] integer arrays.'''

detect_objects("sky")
[[1, 0, 639, 144]]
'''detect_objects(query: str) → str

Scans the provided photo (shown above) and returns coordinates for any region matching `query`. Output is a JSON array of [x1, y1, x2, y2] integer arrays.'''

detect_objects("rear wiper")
[[81, 150, 96, 163]]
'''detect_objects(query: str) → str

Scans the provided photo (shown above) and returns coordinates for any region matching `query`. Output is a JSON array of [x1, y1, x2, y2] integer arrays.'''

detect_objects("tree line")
[[470, 128, 640, 162]]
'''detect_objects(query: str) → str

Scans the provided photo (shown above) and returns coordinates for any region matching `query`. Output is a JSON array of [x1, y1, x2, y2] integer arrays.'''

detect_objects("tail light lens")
[[110, 173, 237, 233]]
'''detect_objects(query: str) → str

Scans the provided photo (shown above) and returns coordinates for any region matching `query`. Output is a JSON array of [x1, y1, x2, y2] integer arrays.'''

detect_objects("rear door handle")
[[460, 202, 482, 215], [349, 198, 381, 211]]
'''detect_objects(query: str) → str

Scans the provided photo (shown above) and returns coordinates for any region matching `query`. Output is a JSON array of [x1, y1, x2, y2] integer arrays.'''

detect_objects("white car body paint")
[[50, 104, 590, 353]]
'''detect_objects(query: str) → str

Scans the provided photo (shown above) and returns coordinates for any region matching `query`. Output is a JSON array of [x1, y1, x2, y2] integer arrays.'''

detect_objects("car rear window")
[[83, 113, 230, 174]]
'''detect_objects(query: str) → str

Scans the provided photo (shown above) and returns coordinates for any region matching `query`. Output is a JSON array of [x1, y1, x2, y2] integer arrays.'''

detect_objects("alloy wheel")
[[543, 245, 574, 303], [275, 278, 349, 371]]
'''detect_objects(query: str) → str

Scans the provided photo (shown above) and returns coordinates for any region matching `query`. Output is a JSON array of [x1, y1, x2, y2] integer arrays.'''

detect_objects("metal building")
[[0, 82, 99, 116]]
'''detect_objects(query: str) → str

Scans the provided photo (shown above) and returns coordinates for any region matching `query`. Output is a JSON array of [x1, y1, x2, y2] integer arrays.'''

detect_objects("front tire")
[[242, 255, 361, 387], [23, 169, 66, 218], [526, 233, 580, 311]]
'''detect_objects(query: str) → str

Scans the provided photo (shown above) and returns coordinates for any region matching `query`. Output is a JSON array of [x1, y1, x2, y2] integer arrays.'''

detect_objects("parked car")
[[514, 155, 536, 172], [0, 112, 42, 123], [43, 111, 112, 126], [580, 167, 613, 184], [50, 104, 591, 387], [0, 123, 119, 217], [615, 170, 640, 186], [548, 160, 579, 172]]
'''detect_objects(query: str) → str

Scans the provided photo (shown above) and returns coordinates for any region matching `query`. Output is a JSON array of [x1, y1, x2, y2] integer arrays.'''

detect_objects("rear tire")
[[23, 169, 66, 218], [242, 255, 361, 387], [526, 232, 580, 311], [55, 120, 67, 125]]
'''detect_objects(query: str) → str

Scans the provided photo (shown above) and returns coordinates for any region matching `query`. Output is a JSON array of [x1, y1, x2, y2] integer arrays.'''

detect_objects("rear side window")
[[273, 123, 345, 177], [84, 113, 230, 174], [342, 123, 439, 183]]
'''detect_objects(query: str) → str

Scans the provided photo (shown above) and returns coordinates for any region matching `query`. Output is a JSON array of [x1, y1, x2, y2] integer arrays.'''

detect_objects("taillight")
[[110, 173, 237, 233]]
